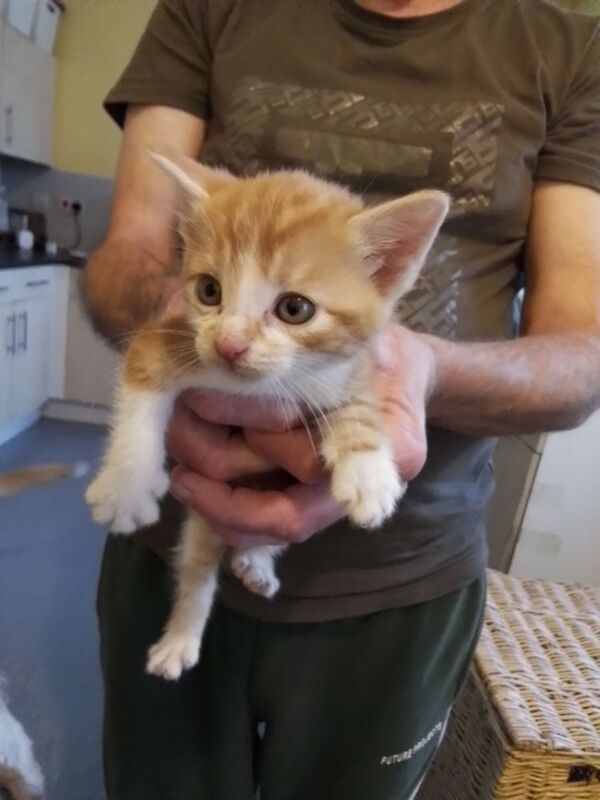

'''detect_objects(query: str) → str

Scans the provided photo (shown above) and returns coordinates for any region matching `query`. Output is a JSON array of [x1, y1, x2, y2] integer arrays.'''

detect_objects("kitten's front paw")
[[86, 466, 169, 534], [146, 632, 201, 681], [231, 553, 281, 599], [331, 450, 406, 529]]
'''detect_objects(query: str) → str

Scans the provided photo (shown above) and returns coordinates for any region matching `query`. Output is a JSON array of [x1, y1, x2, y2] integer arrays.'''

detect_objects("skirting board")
[[43, 399, 111, 427]]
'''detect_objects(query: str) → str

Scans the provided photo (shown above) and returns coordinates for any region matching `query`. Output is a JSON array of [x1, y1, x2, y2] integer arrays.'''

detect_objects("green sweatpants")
[[97, 537, 485, 800]]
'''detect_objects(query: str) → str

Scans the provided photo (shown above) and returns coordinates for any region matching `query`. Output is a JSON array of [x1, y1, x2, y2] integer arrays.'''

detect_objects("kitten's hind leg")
[[147, 513, 225, 681], [230, 545, 286, 599]]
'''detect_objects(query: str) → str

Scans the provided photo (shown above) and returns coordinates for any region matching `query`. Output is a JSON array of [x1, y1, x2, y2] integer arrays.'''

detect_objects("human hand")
[[167, 325, 437, 549]]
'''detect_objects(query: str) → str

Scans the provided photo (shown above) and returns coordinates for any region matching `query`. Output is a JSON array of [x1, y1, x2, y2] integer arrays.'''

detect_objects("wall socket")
[[59, 196, 83, 214]]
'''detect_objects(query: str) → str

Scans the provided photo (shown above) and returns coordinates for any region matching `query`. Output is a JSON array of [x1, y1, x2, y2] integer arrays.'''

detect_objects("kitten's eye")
[[196, 274, 221, 306], [274, 294, 316, 325]]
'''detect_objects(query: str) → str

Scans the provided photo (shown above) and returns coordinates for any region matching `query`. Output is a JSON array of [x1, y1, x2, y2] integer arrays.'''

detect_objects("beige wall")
[[52, 0, 156, 178]]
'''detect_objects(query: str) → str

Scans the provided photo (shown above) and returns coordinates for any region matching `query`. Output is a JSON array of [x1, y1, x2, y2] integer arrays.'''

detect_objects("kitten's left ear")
[[352, 190, 450, 302], [148, 149, 238, 199]]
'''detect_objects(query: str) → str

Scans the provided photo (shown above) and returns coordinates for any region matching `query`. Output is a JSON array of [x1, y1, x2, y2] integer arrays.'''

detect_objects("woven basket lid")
[[477, 570, 600, 756]]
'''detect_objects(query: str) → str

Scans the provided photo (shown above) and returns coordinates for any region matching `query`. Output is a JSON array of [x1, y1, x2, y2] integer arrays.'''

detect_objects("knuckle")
[[282, 512, 305, 543], [397, 440, 427, 480], [207, 452, 232, 481], [297, 453, 322, 484]]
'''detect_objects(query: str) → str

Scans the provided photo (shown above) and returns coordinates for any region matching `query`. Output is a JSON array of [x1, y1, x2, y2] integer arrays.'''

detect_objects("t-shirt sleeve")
[[104, 0, 211, 128], [535, 26, 600, 193]]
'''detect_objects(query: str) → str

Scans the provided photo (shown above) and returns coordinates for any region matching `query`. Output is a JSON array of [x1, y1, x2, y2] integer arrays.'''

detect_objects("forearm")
[[426, 331, 600, 436], [84, 239, 176, 348]]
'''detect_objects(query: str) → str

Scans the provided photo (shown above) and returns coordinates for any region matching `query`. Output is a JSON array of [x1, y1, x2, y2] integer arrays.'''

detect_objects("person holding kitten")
[[86, 1, 600, 799]]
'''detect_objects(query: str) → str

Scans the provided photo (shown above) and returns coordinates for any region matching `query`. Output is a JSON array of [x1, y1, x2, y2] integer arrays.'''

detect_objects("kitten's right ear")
[[148, 149, 237, 199]]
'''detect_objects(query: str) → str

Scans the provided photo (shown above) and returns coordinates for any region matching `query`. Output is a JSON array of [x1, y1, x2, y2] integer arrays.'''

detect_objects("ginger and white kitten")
[[86, 153, 449, 680]]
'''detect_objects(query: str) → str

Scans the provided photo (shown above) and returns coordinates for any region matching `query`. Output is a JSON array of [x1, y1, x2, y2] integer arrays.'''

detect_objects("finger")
[[376, 375, 428, 481], [167, 403, 273, 480], [170, 467, 341, 543], [181, 390, 300, 432], [244, 428, 325, 484]]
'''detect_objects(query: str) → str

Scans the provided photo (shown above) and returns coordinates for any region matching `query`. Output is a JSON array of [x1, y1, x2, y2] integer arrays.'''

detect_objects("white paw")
[[231, 553, 281, 599], [331, 450, 406, 529], [146, 632, 201, 681], [86, 464, 169, 534]]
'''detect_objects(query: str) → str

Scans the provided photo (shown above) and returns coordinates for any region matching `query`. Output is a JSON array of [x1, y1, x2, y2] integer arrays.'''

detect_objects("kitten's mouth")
[[218, 360, 264, 380]]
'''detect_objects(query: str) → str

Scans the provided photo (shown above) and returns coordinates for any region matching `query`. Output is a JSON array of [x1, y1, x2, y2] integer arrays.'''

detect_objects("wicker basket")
[[418, 570, 600, 799]]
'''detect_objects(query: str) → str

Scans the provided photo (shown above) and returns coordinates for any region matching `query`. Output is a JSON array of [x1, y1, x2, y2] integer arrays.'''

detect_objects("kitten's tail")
[[0, 462, 89, 497]]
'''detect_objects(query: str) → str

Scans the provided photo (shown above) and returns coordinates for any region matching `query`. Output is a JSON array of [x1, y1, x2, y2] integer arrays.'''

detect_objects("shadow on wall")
[[1, 158, 113, 255]]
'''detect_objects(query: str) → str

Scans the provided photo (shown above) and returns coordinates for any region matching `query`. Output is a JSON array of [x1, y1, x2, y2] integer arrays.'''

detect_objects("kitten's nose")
[[214, 337, 249, 364]]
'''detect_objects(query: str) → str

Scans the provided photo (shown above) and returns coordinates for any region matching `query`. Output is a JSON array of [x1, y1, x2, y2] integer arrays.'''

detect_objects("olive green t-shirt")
[[105, 0, 600, 622]]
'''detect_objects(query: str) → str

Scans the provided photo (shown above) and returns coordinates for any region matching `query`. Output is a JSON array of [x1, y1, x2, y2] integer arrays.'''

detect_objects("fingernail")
[[170, 479, 193, 504]]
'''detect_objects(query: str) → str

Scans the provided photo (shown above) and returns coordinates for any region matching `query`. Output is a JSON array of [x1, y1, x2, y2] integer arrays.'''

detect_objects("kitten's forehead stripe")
[[200, 173, 362, 285]]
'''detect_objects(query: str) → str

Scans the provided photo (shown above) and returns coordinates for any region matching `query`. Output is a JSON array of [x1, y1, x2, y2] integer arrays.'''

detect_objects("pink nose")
[[214, 338, 249, 364]]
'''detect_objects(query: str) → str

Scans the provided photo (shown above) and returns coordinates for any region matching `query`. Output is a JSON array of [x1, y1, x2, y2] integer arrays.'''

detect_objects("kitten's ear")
[[352, 190, 450, 302], [148, 149, 237, 199]]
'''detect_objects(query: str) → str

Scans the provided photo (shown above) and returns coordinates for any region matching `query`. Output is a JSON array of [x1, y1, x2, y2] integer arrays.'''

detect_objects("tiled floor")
[[0, 418, 107, 800]]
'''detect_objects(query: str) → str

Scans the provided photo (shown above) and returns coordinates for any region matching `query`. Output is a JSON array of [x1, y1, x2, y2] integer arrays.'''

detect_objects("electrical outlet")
[[59, 196, 84, 214]]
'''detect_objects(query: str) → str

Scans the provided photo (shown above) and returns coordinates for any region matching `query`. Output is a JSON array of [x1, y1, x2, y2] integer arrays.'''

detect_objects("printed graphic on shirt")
[[203, 77, 505, 339], [204, 76, 504, 215]]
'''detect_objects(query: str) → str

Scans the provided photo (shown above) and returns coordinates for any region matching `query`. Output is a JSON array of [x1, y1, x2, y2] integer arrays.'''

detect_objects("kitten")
[[0, 463, 88, 497], [86, 154, 449, 680]]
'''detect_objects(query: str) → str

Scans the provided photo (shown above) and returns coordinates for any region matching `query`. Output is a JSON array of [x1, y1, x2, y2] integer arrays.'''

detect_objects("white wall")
[[510, 412, 600, 586]]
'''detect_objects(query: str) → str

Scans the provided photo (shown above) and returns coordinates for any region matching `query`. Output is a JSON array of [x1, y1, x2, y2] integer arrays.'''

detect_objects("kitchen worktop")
[[0, 247, 86, 269]]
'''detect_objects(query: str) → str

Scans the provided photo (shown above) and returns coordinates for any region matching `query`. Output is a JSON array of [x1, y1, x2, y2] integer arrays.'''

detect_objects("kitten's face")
[[153, 153, 449, 394], [180, 174, 382, 391]]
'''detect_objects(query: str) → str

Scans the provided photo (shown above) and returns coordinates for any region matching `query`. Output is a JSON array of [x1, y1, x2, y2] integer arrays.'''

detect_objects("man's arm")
[[426, 181, 600, 436], [84, 105, 205, 346]]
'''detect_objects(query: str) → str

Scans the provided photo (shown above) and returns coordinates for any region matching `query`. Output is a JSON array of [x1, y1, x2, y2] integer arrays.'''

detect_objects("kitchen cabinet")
[[7, 0, 38, 37], [0, 301, 14, 425], [0, 14, 55, 164], [10, 295, 50, 418], [0, 268, 52, 425], [0, 265, 65, 443]]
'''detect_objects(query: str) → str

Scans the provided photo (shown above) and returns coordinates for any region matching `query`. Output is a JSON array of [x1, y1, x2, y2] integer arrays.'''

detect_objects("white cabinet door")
[[0, 21, 55, 164], [7, 0, 37, 37], [10, 296, 50, 418], [0, 302, 16, 426], [0, 13, 5, 127]]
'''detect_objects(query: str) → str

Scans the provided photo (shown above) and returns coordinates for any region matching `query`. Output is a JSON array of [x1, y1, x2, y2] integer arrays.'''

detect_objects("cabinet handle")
[[26, 279, 50, 288], [17, 311, 27, 352], [4, 105, 13, 147], [23, 311, 28, 352], [0, 286, 9, 293], [6, 313, 16, 355]]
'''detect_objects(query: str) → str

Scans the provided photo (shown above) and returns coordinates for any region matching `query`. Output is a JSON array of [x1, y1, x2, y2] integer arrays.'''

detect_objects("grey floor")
[[0, 418, 107, 800]]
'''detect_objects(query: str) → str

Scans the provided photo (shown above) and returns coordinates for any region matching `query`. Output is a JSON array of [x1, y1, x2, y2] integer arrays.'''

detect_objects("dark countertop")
[[0, 248, 86, 270]]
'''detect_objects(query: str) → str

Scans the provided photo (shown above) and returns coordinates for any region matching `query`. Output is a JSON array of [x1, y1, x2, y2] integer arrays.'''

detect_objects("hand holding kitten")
[[168, 324, 436, 549]]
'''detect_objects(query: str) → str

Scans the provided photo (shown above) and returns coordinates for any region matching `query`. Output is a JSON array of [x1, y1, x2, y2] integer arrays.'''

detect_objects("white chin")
[[200, 365, 268, 393]]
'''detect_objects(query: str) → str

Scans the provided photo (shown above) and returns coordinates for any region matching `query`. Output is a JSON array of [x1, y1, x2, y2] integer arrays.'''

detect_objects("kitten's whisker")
[[272, 378, 319, 456]]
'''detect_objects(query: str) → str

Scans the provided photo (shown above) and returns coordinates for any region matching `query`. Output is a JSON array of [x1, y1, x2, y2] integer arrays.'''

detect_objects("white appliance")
[[32, 0, 61, 54], [7, 0, 37, 37]]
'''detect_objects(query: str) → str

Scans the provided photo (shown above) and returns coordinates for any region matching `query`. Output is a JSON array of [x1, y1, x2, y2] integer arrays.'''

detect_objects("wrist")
[[419, 333, 457, 414]]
